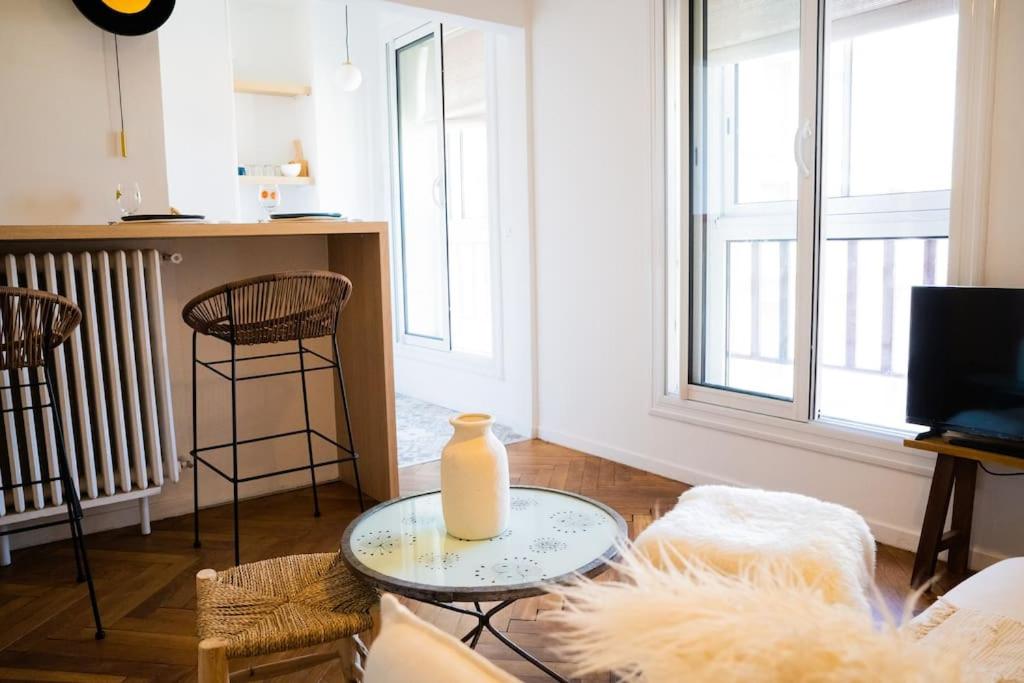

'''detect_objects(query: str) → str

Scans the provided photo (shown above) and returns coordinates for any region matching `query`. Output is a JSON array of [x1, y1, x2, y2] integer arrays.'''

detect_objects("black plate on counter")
[[122, 214, 205, 222], [270, 212, 344, 219]]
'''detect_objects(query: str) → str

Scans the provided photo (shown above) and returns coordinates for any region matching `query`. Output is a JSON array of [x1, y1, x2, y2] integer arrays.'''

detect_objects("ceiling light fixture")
[[336, 4, 363, 92]]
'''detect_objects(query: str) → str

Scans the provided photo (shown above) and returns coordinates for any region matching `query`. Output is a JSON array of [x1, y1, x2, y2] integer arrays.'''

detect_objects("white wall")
[[159, 0, 240, 218], [230, 0, 321, 219], [385, 0, 527, 28], [0, 0, 169, 224], [310, 1, 392, 220], [531, 0, 1024, 565]]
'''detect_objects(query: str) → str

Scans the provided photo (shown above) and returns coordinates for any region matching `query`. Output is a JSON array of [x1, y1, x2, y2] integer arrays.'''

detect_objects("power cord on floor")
[[978, 462, 1024, 477]]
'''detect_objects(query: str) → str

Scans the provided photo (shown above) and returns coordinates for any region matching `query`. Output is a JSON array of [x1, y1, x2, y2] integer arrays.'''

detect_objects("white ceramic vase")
[[440, 413, 511, 540]]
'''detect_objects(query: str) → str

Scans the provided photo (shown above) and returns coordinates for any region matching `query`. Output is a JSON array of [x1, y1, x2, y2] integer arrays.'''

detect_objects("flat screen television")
[[907, 286, 1024, 442]]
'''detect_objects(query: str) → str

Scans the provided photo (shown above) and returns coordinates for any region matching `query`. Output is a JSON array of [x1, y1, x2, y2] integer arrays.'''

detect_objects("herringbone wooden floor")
[[0, 439, 934, 682]]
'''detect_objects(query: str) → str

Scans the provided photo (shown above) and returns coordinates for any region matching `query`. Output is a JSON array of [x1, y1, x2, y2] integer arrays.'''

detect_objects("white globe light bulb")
[[337, 61, 363, 92]]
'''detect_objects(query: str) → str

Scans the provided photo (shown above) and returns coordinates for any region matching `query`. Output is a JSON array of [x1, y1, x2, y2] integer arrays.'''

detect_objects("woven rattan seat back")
[[182, 271, 353, 346], [0, 287, 82, 371]]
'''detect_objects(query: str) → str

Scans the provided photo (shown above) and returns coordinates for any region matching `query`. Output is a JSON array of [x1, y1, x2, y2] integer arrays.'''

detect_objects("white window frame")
[[386, 22, 505, 371], [388, 23, 452, 352], [651, 0, 999, 466]]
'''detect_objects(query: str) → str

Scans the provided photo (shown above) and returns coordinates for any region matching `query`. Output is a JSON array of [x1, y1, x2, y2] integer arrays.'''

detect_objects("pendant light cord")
[[114, 35, 127, 157], [345, 5, 351, 63], [114, 36, 124, 130]]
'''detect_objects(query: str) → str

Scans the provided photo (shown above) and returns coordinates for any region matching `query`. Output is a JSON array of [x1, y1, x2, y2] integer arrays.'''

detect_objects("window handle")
[[793, 120, 812, 178]]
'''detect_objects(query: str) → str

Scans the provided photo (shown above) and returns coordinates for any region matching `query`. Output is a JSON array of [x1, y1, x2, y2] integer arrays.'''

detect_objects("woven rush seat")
[[0, 286, 82, 371], [196, 551, 378, 659], [182, 271, 352, 346]]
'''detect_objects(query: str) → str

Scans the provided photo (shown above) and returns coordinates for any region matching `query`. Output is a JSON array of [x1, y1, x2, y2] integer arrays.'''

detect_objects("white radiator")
[[0, 249, 177, 563]]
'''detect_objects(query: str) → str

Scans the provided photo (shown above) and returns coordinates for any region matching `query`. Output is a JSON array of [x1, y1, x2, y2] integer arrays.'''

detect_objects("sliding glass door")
[[815, 6, 956, 431], [393, 27, 450, 348], [389, 24, 496, 358], [689, 0, 819, 418], [682, 0, 960, 429]]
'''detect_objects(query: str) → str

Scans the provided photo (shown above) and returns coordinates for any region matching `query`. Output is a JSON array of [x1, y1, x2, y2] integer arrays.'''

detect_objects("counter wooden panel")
[[0, 222, 398, 503]]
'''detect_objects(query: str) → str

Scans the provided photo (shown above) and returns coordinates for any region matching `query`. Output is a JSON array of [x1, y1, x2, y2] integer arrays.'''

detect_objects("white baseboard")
[[538, 427, 1007, 571]]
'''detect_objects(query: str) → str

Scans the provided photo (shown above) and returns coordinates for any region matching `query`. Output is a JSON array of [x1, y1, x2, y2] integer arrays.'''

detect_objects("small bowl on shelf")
[[280, 163, 302, 178]]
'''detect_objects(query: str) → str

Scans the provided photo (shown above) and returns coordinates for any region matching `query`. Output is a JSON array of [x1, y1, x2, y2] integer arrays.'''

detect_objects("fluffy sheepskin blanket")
[[547, 549, 973, 682], [634, 485, 877, 612]]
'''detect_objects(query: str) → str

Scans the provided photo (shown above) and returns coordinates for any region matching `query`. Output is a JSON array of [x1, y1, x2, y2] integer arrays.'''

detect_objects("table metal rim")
[[339, 485, 628, 603]]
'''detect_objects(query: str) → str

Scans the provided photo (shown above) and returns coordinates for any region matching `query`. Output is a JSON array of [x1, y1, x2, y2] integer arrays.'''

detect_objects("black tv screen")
[[907, 286, 1024, 441]]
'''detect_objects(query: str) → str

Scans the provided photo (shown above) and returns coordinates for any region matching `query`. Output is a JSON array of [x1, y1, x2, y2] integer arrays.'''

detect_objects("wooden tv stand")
[[904, 436, 1024, 589]]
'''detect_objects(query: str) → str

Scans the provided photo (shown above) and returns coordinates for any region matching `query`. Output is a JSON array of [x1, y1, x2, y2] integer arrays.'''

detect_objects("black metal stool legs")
[[332, 337, 364, 512], [45, 358, 104, 640], [67, 507, 84, 583], [229, 334, 241, 567], [192, 331, 201, 549], [297, 338, 322, 518], [189, 332, 366, 565]]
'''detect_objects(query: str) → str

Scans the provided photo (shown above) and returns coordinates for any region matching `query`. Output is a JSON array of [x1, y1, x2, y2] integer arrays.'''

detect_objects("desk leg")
[[947, 458, 977, 577], [911, 454, 978, 589], [911, 453, 956, 589]]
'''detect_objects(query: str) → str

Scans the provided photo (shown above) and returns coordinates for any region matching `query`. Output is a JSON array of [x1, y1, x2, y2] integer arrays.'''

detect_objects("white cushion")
[[363, 594, 521, 683], [635, 485, 876, 611], [933, 557, 1024, 623], [908, 559, 1024, 681]]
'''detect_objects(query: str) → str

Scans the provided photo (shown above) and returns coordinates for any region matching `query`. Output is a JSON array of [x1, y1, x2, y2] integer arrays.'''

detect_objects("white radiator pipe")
[[139, 498, 151, 536]]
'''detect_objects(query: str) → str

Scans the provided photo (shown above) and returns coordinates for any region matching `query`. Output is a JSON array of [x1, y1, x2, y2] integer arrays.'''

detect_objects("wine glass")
[[257, 184, 281, 221], [116, 182, 142, 217]]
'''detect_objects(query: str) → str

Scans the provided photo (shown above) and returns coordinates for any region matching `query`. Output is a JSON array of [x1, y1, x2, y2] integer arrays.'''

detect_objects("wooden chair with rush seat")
[[195, 552, 380, 682]]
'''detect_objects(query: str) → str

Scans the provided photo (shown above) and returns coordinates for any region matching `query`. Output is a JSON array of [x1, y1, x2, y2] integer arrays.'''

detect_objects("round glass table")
[[341, 486, 627, 682]]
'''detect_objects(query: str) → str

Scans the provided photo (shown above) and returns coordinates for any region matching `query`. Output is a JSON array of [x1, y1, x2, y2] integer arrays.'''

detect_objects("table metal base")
[[425, 599, 568, 682]]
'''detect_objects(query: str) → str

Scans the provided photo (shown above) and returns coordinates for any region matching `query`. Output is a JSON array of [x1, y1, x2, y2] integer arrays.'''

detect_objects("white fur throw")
[[635, 485, 876, 611], [547, 550, 972, 682]]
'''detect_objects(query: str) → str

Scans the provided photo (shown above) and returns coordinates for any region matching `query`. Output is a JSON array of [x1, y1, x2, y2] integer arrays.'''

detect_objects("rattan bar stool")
[[0, 286, 104, 639], [195, 551, 379, 682], [183, 271, 365, 566]]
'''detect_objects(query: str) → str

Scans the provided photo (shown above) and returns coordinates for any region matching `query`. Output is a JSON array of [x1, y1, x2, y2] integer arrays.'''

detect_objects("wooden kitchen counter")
[[0, 221, 398, 503], [0, 221, 386, 241]]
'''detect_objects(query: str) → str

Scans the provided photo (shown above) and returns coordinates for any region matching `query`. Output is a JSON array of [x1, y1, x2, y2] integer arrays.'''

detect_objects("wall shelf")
[[233, 80, 311, 97], [239, 175, 314, 186]]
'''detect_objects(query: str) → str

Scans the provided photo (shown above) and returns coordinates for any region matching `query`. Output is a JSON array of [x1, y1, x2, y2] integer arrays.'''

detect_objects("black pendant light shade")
[[72, 0, 176, 36]]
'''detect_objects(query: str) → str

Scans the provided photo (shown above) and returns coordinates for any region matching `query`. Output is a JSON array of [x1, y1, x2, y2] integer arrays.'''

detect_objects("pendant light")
[[336, 5, 363, 92]]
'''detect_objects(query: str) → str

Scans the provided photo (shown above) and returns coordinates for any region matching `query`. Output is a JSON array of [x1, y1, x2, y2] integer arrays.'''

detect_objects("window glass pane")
[[817, 5, 958, 431], [725, 240, 796, 397], [443, 27, 494, 357], [817, 238, 948, 430], [736, 51, 799, 204], [691, 0, 800, 400], [847, 15, 958, 196], [823, 41, 849, 199], [396, 34, 448, 341]]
